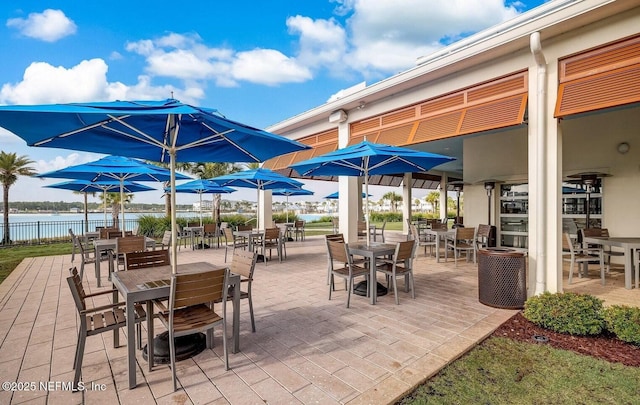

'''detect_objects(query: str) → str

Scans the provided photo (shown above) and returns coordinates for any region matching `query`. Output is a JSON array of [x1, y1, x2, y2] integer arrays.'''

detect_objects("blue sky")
[[1, 0, 545, 205]]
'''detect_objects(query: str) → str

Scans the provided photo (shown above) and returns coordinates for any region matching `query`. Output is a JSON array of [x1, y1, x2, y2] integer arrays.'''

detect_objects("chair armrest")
[[84, 289, 121, 298], [152, 299, 168, 313], [80, 302, 126, 314]]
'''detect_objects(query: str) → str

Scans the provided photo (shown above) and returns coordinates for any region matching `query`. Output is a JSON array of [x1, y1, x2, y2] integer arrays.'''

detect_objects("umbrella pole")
[[364, 157, 370, 247], [170, 150, 178, 275], [103, 189, 107, 227], [256, 189, 260, 229], [199, 192, 203, 227], [120, 178, 126, 235], [286, 195, 289, 223]]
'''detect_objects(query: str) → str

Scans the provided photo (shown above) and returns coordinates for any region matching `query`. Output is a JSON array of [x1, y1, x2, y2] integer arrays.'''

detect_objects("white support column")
[[258, 189, 272, 229], [439, 173, 448, 222], [336, 119, 359, 242], [402, 173, 412, 235]]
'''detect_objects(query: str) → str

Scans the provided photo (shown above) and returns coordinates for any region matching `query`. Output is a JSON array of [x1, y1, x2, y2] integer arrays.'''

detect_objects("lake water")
[[2, 212, 327, 242]]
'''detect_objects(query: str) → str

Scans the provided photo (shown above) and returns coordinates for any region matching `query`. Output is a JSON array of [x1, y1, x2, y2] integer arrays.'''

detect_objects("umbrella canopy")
[[324, 191, 371, 199], [290, 140, 455, 245], [45, 179, 156, 226], [271, 187, 314, 223], [165, 179, 235, 226], [211, 168, 304, 227], [37, 156, 189, 231], [0, 99, 310, 274]]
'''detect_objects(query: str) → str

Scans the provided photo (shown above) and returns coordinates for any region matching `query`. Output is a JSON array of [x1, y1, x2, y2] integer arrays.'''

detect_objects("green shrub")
[[603, 305, 640, 346], [219, 214, 252, 228], [369, 212, 403, 222], [273, 213, 299, 223], [523, 292, 605, 335]]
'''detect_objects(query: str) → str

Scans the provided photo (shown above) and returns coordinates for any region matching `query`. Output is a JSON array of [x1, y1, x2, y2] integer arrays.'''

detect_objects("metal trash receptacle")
[[477, 248, 526, 309]]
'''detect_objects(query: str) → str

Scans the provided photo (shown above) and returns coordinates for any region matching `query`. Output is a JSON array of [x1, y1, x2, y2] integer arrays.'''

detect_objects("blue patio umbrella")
[[271, 187, 314, 222], [0, 99, 309, 274], [210, 168, 304, 227], [37, 156, 189, 231], [45, 179, 156, 227], [165, 179, 235, 226], [324, 191, 371, 199], [290, 140, 455, 245]]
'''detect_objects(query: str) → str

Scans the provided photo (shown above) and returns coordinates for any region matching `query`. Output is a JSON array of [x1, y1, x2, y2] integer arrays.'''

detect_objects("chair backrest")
[[161, 230, 172, 246], [327, 240, 349, 264], [230, 249, 257, 280], [67, 267, 87, 312], [562, 232, 574, 252], [223, 227, 234, 241], [77, 236, 93, 260], [107, 230, 123, 239], [456, 227, 476, 242], [325, 233, 344, 242], [409, 224, 419, 240], [204, 223, 217, 235], [237, 224, 252, 231], [294, 220, 304, 228], [477, 224, 491, 239], [394, 239, 416, 262], [432, 222, 448, 230], [171, 267, 228, 310], [69, 228, 79, 246], [187, 222, 199, 228], [379, 220, 387, 231], [357, 221, 367, 233], [125, 249, 170, 270], [99, 227, 117, 239], [116, 236, 146, 255], [264, 227, 280, 241]]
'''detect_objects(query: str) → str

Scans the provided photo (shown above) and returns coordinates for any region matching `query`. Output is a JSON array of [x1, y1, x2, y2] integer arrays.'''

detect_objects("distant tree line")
[[4, 201, 192, 212]]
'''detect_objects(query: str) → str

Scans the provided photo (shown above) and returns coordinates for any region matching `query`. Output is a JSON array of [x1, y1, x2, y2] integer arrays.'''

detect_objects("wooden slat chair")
[[76, 235, 97, 280], [580, 228, 624, 272], [69, 228, 80, 262], [124, 249, 171, 270], [223, 227, 248, 262], [99, 227, 118, 239], [204, 223, 221, 248], [357, 221, 367, 238], [475, 224, 493, 250], [445, 226, 477, 267], [214, 249, 258, 332], [260, 227, 282, 265], [293, 220, 306, 241], [327, 240, 369, 308], [375, 240, 417, 305], [562, 232, 604, 285], [158, 230, 172, 250], [67, 267, 146, 390], [370, 220, 387, 242], [114, 236, 146, 271], [156, 267, 230, 391], [409, 224, 436, 257]]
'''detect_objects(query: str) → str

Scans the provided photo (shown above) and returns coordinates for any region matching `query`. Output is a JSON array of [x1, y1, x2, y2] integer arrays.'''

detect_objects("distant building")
[[70, 207, 80, 213], [193, 200, 213, 211]]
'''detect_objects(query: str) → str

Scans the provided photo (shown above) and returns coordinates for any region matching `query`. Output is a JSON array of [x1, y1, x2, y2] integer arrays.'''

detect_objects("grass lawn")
[[0, 243, 72, 284], [399, 337, 640, 404]]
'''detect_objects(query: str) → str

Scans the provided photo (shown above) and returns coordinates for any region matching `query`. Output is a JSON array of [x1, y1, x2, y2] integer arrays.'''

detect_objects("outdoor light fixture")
[[617, 142, 630, 154], [329, 109, 348, 123], [484, 181, 496, 225]]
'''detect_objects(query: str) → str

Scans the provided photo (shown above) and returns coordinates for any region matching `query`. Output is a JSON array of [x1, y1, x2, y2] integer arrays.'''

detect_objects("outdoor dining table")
[[93, 237, 156, 287], [424, 229, 456, 262], [348, 242, 397, 304], [234, 229, 264, 252], [183, 225, 204, 249], [582, 236, 640, 289], [111, 262, 241, 389]]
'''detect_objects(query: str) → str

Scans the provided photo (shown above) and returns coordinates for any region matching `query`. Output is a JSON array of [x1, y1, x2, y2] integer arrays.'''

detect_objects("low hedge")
[[524, 292, 640, 345]]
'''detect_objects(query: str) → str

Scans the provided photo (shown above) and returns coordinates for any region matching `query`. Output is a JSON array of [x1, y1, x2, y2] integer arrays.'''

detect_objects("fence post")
[[37, 221, 41, 244]]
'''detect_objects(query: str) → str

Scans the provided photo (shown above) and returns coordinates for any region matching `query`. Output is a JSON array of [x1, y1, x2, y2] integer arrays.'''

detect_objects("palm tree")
[[72, 190, 96, 232], [99, 192, 133, 228], [1, 151, 37, 245], [426, 191, 440, 214], [382, 191, 403, 212], [189, 162, 242, 226]]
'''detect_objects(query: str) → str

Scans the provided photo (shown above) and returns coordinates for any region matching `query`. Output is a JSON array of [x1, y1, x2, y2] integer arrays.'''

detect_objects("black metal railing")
[[0, 218, 139, 245]]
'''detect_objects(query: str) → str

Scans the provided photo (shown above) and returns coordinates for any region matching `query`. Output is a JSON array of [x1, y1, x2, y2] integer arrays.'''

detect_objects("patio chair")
[[158, 230, 172, 250], [99, 227, 118, 239], [223, 227, 248, 262], [155, 267, 230, 391], [174, 224, 190, 250], [562, 232, 604, 285], [370, 220, 387, 242], [375, 240, 417, 304], [214, 249, 258, 332], [114, 235, 146, 271], [445, 226, 477, 267], [69, 228, 79, 262], [67, 267, 146, 390], [204, 223, 221, 248], [124, 249, 170, 270], [357, 221, 367, 238], [327, 240, 369, 308], [332, 217, 339, 234], [260, 227, 282, 265], [409, 224, 436, 257], [76, 235, 97, 280], [293, 220, 306, 241], [475, 224, 493, 250], [580, 228, 623, 272]]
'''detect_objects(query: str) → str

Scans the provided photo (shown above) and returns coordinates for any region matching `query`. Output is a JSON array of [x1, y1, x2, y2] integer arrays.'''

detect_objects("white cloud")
[[287, 15, 347, 69], [6, 9, 77, 42], [35, 152, 104, 174], [231, 49, 312, 86]]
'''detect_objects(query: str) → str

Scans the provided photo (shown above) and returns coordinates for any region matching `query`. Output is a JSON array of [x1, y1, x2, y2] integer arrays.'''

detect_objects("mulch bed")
[[492, 312, 640, 367]]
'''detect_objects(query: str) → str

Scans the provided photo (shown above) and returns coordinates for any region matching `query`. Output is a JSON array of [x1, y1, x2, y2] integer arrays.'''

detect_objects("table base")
[[142, 331, 206, 364], [353, 281, 388, 297]]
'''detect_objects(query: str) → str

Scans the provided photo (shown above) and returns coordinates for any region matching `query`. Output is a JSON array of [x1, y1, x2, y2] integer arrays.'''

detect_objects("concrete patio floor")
[[0, 232, 635, 404]]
